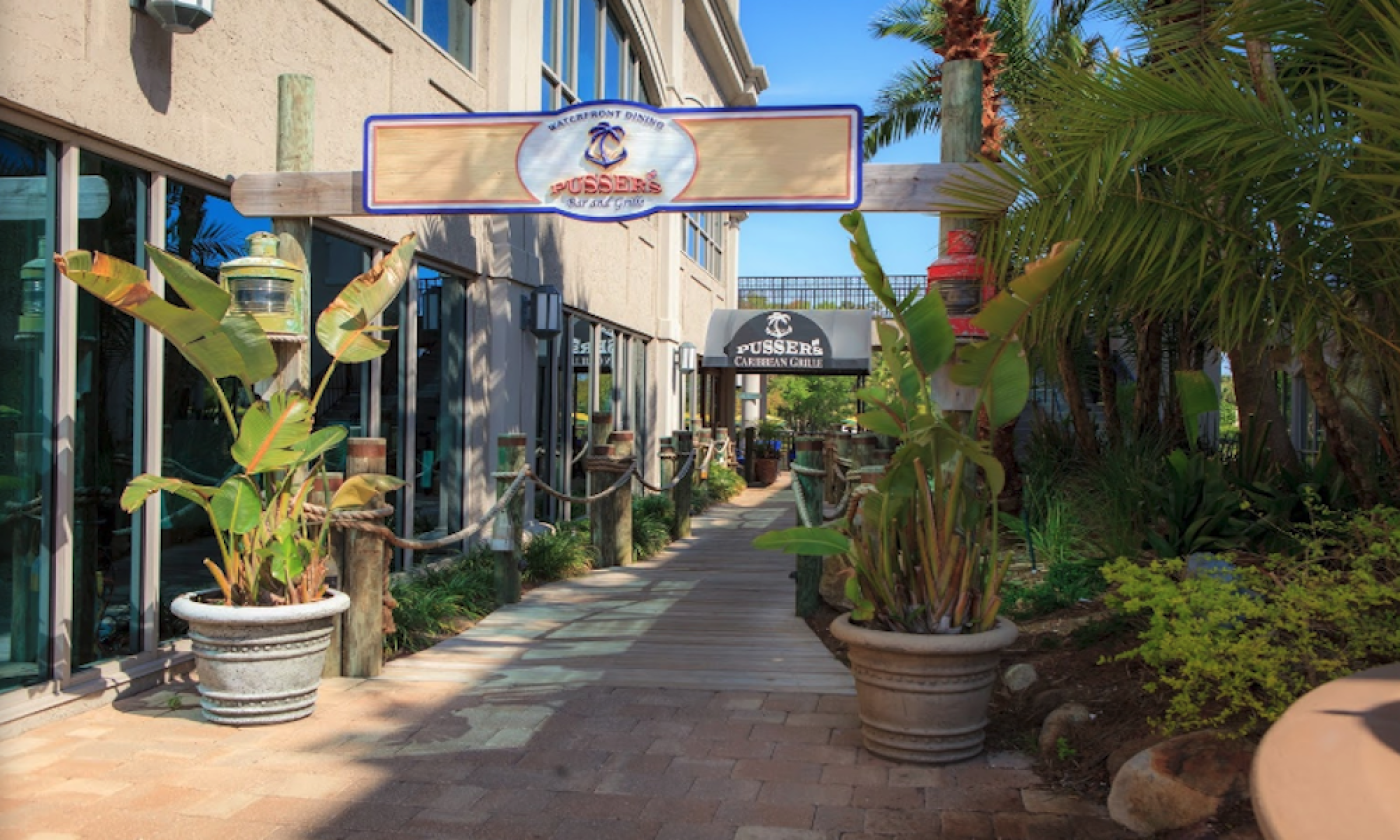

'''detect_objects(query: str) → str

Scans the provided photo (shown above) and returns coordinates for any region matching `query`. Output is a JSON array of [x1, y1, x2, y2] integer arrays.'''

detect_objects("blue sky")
[[735, 0, 1130, 279]]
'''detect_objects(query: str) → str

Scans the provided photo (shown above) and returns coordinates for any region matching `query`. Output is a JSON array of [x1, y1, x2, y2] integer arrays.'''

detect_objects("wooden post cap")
[[497, 433, 527, 446], [347, 437, 387, 458]]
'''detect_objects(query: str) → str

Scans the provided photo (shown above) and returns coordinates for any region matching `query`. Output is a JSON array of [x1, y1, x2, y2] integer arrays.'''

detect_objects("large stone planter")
[[753, 457, 779, 486], [171, 589, 350, 725], [831, 613, 1018, 763]]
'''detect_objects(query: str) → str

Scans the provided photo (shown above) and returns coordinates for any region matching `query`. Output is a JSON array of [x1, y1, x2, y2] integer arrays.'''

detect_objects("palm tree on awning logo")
[[765, 312, 793, 339], [585, 122, 628, 169]]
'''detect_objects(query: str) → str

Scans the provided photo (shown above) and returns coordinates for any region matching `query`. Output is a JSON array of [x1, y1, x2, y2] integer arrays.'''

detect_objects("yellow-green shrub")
[[1103, 507, 1400, 735]]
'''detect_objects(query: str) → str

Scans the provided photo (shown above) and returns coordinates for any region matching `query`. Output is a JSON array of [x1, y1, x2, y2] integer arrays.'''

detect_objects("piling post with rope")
[[673, 430, 694, 539], [793, 436, 825, 618], [342, 437, 388, 678], [493, 434, 527, 605]]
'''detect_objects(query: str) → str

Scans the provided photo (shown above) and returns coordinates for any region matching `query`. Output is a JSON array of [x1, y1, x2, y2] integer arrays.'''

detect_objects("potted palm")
[[756, 211, 1079, 763], [55, 232, 417, 725], [752, 419, 785, 486]]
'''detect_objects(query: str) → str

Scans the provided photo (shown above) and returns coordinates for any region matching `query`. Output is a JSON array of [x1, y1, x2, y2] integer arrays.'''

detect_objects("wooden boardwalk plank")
[[377, 476, 855, 695]]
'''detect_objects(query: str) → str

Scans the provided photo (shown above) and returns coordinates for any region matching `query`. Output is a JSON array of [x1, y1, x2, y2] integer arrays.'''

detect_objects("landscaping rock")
[[819, 556, 854, 611], [1106, 734, 1166, 780], [1107, 730, 1254, 836], [1002, 663, 1038, 693], [1029, 687, 1078, 719], [1039, 702, 1092, 758]]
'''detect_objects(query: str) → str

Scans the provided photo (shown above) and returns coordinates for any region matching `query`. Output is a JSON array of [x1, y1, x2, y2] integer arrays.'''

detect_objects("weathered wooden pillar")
[[658, 436, 675, 498], [673, 430, 695, 539], [587, 413, 615, 565], [342, 437, 387, 678], [607, 430, 635, 566], [743, 426, 757, 484], [794, 436, 825, 618], [853, 432, 878, 468], [715, 427, 731, 467], [493, 434, 526, 605], [271, 73, 314, 393], [696, 427, 714, 494]]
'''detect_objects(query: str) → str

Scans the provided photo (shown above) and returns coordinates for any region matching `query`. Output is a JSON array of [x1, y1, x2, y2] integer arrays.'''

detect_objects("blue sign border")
[[362, 100, 864, 222]]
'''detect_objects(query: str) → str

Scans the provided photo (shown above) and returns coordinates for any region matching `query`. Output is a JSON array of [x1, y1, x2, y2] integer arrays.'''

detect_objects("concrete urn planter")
[[753, 457, 780, 486], [831, 613, 1018, 764], [171, 589, 350, 725]]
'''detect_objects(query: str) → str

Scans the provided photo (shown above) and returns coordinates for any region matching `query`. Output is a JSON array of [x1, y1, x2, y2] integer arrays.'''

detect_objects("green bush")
[[1003, 555, 1109, 619], [523, 526, 595, 583], [634, 493, 676, 528], [386, 546, 496, 655], [1103, 507, 1400, 735], [631, 493, 675, 562], [706, 464, 745, 504]]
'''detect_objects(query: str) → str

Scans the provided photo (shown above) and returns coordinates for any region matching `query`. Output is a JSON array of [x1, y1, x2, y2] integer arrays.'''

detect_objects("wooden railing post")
[[343, 437, 387, 678], [673, 430, 694, 539], [605, 430, 635, 566], [715, 427, 731, 467], [743, 426, 757, 484], [658, 436, 675, 503], [587, 413, 615, 566], [853, 432, 878, 469], [493, 434, 526, 605], [794, 436, 825, 618]]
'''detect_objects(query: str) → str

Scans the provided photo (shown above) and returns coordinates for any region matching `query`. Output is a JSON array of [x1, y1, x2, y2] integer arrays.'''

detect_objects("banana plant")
[[57, 233, 418, 606], [755, 211, 1080, 634]]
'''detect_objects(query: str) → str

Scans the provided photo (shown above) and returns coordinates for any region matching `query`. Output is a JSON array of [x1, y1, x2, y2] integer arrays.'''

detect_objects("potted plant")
[[55, 232, 417, 725], [756, 211, 1079, 763], [752, 418, 785, 486]]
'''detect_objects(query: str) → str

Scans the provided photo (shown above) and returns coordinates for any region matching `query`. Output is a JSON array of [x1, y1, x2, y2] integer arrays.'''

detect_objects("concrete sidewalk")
[[0, 480, 1120, 840]]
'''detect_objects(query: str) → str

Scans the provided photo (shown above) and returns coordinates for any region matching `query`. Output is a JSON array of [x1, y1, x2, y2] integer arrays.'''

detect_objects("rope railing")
[[308, 440, 715, 552]]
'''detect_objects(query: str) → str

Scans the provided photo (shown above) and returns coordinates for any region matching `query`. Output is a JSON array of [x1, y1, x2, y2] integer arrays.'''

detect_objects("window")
[[542, 0, 650, 108], [388, 0, 474, 71], [683, 212, 726, 277]]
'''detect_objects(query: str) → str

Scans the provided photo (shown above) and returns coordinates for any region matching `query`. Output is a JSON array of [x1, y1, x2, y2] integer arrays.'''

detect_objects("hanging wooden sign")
[[362, 101, 862, 221]]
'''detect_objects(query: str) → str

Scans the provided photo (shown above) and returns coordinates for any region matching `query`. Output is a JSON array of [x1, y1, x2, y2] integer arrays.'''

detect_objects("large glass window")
[[74, 152, 143, 669], [387, 0, 474, 70], [0, 123, 54, 692], [683, 212, 725, 277], [542, 0, 650, 108], [159, 183, 267, 642]]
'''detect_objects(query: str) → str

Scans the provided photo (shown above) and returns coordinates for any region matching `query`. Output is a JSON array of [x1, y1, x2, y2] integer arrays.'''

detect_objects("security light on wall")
[[677, 342, 698, 374], [522, 284, 563, 339], [130, 0, 215, 33]]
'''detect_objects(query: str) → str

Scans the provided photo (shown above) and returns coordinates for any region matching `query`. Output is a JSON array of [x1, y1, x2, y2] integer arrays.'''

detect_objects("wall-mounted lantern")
[[677, 341, 698, 374], [129, 0, 215, 34], [17, 240, 46, 337], [927, 229, 995, 339], [521, 283, 563, 339], [220, 233, 303, 338]]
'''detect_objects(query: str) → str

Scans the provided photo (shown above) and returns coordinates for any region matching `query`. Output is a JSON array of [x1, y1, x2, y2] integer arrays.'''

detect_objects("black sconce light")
[[130, 0, 216, 33], [677, 341, 698, 374], [522, 283, 563, 339]]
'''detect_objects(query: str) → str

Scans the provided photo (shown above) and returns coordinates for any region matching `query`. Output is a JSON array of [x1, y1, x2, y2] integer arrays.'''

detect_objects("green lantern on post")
[[220, 232, 303, 338]]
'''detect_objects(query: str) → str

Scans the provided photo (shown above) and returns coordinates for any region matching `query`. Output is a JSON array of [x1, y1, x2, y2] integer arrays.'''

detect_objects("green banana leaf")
[[121, 474, 215, 513], [330, 474, 406, 509], [211, 476, 262, 535], [315, 233, 418, 364], [232, 392, 315, 475], [57, 249, 276, 389], [753, 527, 852, 556]]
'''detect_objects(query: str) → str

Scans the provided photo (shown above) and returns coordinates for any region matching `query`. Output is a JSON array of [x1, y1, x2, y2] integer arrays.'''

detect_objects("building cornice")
[[684, 0, 767, 106]]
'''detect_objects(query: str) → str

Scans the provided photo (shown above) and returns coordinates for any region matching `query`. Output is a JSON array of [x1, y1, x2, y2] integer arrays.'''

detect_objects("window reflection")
[[0, 123, 53, 691]]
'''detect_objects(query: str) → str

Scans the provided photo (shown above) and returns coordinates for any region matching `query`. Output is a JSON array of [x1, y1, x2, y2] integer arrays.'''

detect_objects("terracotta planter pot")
[[753, 457, 779, 485], [171, 589, 350, 726], [831, 613, 1018, 764]]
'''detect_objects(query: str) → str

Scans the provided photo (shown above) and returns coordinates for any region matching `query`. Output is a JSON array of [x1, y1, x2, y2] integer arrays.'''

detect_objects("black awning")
[[702, 309, 873, 374]]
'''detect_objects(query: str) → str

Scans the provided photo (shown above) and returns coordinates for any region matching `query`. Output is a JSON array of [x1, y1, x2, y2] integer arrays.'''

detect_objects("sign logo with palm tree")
[[584, 122, 628, 169]]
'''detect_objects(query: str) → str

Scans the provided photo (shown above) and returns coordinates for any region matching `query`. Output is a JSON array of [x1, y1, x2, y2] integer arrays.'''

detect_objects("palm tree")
[[863, 0, 1106, 161], [946, 0, 1400, 503]]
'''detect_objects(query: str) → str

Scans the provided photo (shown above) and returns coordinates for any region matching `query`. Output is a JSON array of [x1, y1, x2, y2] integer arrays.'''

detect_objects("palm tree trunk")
[[1299, 339, 1376, 506], [1056, 337, 1098, 457], [1132, 316, 1163, 441], [1096, 332, 1122, 449], [1228, 335, 1300, 476]]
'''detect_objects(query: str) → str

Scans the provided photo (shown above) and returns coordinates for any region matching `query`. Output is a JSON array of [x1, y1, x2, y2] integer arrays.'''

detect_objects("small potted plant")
[[56, 232, 417, 725], [752, 419, 785, 486], [756, 211, 1079, 763]]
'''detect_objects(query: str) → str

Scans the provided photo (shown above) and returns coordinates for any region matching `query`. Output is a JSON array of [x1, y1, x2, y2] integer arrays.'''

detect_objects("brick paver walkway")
[[0, 478, 1122, 839]]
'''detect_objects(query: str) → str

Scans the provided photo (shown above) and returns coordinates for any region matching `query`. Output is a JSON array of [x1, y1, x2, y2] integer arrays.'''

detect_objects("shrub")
[[1003, 555, 1109, 619], [524, 526, 595, 583], [632, 493, 675, 562], [706, 464, 745, 504], [1102, 507, 1400, 735], [386, 547, 496, 655], [634, 493, 676, 529]]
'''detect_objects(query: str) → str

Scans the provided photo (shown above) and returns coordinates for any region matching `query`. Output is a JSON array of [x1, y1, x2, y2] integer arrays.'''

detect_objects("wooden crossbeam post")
[[794, 436, 825, 618], [342, 438, 387, 678], [493, 434, 526, 605]]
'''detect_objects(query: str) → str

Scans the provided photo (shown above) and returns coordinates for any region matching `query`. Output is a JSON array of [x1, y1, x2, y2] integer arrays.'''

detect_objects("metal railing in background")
[[736, 274, 926, 318]]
